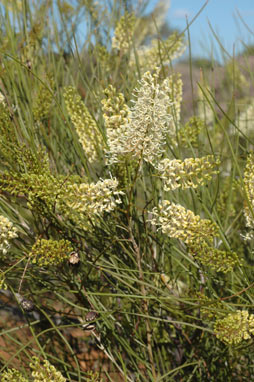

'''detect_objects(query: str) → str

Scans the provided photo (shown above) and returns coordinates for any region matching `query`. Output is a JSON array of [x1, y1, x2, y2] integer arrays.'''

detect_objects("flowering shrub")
[[1, 1, 254, 381]]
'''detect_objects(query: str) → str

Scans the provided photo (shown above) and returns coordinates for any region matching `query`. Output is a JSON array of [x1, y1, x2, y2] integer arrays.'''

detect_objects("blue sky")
[[156, 0, 254, 61]]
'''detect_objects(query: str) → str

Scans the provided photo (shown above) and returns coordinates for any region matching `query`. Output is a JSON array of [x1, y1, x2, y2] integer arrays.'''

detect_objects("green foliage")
[[1, 1, 254, 381]]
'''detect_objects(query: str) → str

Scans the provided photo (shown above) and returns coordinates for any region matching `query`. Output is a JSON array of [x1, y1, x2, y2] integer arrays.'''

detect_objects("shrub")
[[1, 1, 254, 381]]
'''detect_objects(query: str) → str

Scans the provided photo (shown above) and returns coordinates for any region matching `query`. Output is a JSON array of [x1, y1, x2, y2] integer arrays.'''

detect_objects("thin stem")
[[128, 217, 158, 381], [18, 255, 31, 294]]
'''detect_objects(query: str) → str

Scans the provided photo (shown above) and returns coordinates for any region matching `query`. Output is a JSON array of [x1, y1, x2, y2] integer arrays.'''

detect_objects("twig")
[[18, 256, 31, 294], [220, 282, 254, 301]]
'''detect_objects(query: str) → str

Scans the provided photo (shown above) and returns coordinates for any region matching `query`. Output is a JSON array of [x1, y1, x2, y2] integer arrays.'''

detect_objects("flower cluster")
[[32, 74, 55, 122], [63, 86, 104, 162], [214, 310, 254, 345], [0, 97, 18, 150], [0, 169, 122, 231], [130, 32, 185, 72], [30, 357, 66, 382], [58, 178, 123, 230], [243, 154, 254, 231], [112, 12, 136, 52], [30, 238, 73, 267], [157, 155, 220, 191], [63, 178, 122, 214], [150, 201, 239, 272], [104, 69, 175, 164], [101, 85, 131, 163], [150, 201, 219, 246], [94, 44, 112, 71], [101, 85, 130, 130], [189, 241, 239, 273], [2, 368, 28, 382], [0, 146, 64, 221], [0, 170, 65, 216], [2, 357, 101, 381], [178, 116, 204, 147], [20, 22, 43, 68], [0, 215, 18, 254]]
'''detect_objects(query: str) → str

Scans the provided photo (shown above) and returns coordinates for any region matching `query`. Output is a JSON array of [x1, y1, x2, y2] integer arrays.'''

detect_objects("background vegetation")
[[1, 0, 254, 381]]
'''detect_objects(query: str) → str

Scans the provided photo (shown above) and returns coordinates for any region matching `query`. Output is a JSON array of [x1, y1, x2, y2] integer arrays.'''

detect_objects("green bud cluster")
[[63, 86, 104, 163], [20, 22, 43, 67], [0, 101, 19, 164], [189, 241, 239, 273], [0, 171, 62, 215], [214, 310, 254, 345], [32, 74, 55, 122], [0, 101, 15, 140], [112, 12, 136, 52], [179, 116, 204, 147], [94, 44, 111, 71], [30, 238, 73, 266]]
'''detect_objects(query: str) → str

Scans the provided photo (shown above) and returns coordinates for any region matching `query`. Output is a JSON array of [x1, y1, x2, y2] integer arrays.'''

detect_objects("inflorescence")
[[149, 201, 239, 272], [63, 86, 104, 163], [2, 357, 66, 382], [112, 12, 136, 52], [30, 238, 73, 267], [243, 153, 254, 235], [214, 310, 254, 345], [150, 201, 219, 245], [156, 155, 220, 191], [57, 177, 123, 230], [104, 69, 175, 164], [0, 215, 18, 255]]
